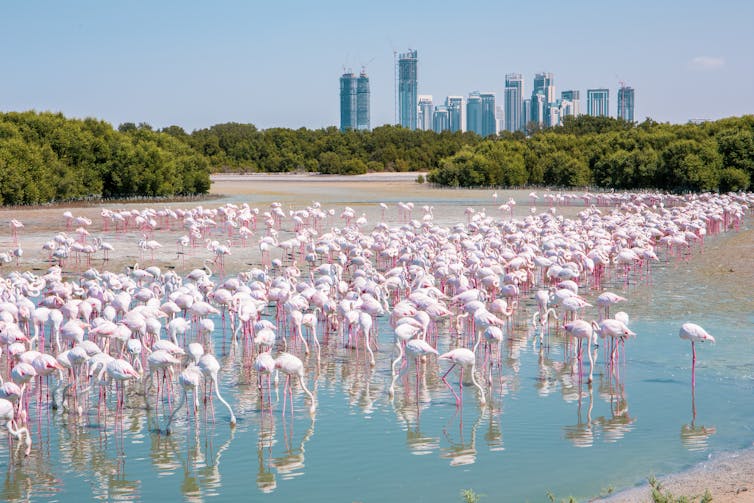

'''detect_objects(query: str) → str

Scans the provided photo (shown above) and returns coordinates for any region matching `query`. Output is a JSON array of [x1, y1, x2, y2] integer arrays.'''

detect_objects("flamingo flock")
[[0, 188, 747, 461]]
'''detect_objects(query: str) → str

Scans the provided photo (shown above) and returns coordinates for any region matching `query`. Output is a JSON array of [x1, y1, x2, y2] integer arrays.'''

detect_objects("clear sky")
[[2, 0, 752, 132]]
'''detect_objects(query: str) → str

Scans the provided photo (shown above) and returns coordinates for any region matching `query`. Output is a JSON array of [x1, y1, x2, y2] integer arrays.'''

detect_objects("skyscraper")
[[505, 73, 524, 132], [522, 98, 532, 130], [446, 96, 464, 132], [417, 95, 434, 131], [587, 88, 610, 117], [480, 92, 497, 137], [561, 90, 580, 117], [533, 72, 555, 103], [339, 71, 357, 132], [356, 70, 370, 131], [617, 85, 635, 122], [466, 92, 482, 136], [433, 106, 449, 133], [530, 93, 546, 127], [398, 50, 418, 129]]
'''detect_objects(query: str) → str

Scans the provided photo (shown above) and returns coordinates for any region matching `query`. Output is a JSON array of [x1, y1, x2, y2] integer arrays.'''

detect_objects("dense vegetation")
[[179, 123, 481, 174], [1, 111, 751, 205], [0, 111, 210, 205], [428, 115, 754, 192]]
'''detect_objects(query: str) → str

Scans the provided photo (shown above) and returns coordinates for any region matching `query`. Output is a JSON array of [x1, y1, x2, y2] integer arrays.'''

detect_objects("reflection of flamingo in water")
[[563, 383, 594, 448], [678, 322, 715, 389], [274, 413, 315, 481], [681, 378, 716, 451], [440, 408, 485, 466]]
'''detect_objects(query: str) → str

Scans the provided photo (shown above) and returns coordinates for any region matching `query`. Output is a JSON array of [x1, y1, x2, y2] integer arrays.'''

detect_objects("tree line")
[[1, 111, 751, 205], [173, 122, 481, 174], [0, 111, 210, 205], [427, 115, 754, 192]]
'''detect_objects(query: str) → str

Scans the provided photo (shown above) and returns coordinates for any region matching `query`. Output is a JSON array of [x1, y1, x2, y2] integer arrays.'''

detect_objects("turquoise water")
[[0, 185, 752, 502]]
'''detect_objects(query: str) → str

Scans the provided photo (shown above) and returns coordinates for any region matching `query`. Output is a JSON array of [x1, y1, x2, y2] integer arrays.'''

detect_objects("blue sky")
[[1, 0, 752, 132]]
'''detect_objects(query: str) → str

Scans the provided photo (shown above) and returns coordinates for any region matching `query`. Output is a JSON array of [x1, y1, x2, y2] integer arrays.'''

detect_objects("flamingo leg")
[[691, 341, 696, 390], [441, 363, 460, 405]]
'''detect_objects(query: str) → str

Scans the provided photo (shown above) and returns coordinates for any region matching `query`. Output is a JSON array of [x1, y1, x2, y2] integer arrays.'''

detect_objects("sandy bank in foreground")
[[595, 446, 754, 502]]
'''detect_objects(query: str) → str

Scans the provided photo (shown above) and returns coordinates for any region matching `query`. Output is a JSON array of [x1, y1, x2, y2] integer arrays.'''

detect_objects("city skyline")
[[2, 1, 751, 131]]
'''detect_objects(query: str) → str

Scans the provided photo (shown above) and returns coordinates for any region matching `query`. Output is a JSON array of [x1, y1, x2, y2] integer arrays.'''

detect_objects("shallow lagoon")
[[0, 177, 751, 502]]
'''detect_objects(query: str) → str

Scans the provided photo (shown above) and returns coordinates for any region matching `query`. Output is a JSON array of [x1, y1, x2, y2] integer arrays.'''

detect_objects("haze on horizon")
[[1, 0, 752, 132]]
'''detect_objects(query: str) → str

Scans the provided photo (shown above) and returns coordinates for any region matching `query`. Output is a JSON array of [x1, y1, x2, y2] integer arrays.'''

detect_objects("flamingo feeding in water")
[[438, 343, 486, 407]]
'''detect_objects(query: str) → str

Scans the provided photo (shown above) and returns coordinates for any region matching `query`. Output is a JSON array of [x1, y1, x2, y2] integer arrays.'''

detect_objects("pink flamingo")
[[564, 319, 595, 383], [679, 323, 715, 389], [0, 398, 31, 456], [438, 339, 486, 407], [274, 352, 315, 415]]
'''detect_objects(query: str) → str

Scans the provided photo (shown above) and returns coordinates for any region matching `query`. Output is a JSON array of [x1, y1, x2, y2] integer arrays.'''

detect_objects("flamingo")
[[253, 350, 277, 407], [0, 398, 31, 456], [164, 365, 203, 434], [198, 354, 237, 425], [564, 319, 595, 383], [679, 323, 715, 389], [438, 342, 486, 407], [274, 352, 315, 415]]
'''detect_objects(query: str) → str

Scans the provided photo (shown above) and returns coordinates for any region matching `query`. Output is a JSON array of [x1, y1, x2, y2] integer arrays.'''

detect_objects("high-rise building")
[[505, 73, 524, 132], [339, 71, 357, 132], [480, 92, 497, 137], [522, 98, 532, 130], [533, 72, 555, 103], [356, 70, 370, 131], [617, 85, 635, 122], [530, 93, 546, 127], [467, 92, 482, 135], [417, 95, 433, 131], [496, 105, 505, 134], [587, 88, 610, 117], [433, 106, 449, 133], [560, 99, 576, 120], [561, 90, 580, 117], [446, 96, 464, 132], [547, 106, 561, 128], [398, 50, 418, 129]]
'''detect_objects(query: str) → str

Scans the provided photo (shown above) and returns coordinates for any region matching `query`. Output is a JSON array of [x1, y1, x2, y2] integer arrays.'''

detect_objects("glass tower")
[[446, 96, 464, 132], [398, 50, 418, 129], [356, 70, 370, 131], [466, 92, 482, 136], [340, 71, 357, 132], [617, 86, 634, 122], [522, 98, 532, 130], [432, 106, 449, 133], [505, 73, 523, 132], [418, 95, 433, 131], [561, 90, 580, 117], [587, 88, 610, 117], [530, 93, 546, 127], [480, 92, 497, 137], [533, 72, 555, 103]]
